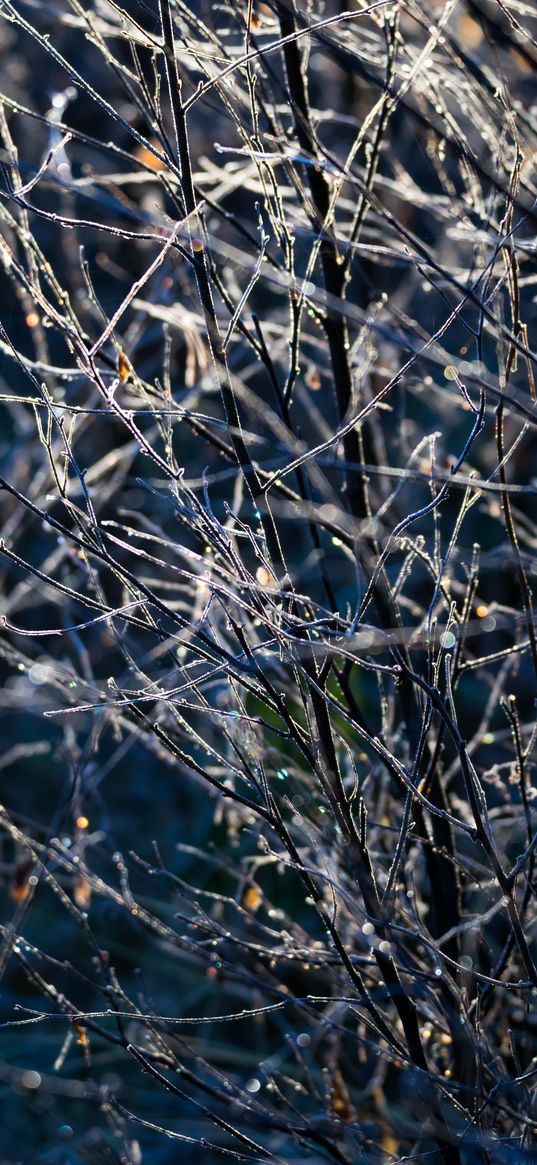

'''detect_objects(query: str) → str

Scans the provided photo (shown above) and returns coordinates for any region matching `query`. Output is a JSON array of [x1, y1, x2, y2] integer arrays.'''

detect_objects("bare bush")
[[0, 0, 536, 1161]]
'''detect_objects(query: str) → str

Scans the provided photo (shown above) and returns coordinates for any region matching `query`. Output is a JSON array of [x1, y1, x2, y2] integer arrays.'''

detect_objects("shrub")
[[0, 0, 536, 1161]]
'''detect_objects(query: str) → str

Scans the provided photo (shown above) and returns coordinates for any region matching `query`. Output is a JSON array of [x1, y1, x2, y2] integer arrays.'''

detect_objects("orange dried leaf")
[[73, 874, 92, 909], [117, 352, 131, 383], [74, 1022, 88, 1047], [10, 858, 35, 903], [381, 1132, 399, 1154], [329, 1069, 356, 1122], [134, 142, 166, 171], [241, 884, 262, 912], [457, 14, 483, 49], [306, 368, 321, 391], [10, 879, 31, 903]]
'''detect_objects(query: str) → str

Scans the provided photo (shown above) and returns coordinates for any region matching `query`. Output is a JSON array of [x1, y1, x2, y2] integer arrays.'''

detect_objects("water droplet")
[[21, 1070, 41, 1090]]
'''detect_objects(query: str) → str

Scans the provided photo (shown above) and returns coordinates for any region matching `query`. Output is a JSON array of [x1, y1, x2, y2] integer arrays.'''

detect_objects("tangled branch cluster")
[[0, 0, 536, 1161]]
